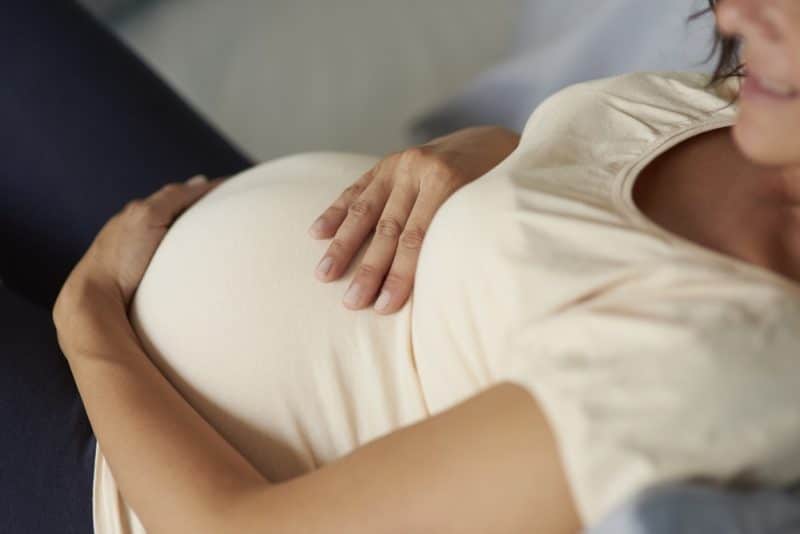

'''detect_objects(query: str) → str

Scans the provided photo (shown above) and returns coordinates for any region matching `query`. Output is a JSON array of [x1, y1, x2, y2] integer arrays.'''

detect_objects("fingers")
[[308, 169, 377, 239], [366, 184, 446, 314], [313, 172, 391, 282], [141, 175, 219, 226], [340, 179, 419, 312]]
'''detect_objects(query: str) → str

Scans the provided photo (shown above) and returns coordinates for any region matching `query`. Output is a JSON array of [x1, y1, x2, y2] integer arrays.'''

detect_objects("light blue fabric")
[[411, 0, 718, 141], [587, 483, 800, 534]]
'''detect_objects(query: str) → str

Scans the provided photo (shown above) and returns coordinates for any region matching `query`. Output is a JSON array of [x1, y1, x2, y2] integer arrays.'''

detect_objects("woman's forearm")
[[54, 258, 580, 534], [56, 273, 269, 534]]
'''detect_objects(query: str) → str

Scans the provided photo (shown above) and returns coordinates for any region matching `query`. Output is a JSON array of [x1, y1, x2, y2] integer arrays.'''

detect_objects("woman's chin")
[[731, 119, 797, 167]]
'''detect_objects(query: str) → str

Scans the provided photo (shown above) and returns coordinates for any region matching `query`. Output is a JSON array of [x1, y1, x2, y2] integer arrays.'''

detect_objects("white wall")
[[115, 0, 522, 161]]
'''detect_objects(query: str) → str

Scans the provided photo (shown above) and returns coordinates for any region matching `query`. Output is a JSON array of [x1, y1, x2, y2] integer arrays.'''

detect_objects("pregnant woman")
[[6, 0, 800, 532]]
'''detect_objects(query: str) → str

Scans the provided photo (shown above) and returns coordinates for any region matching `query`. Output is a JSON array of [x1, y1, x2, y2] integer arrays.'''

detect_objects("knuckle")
[[400, 147, 460, 186], [122, 199, 161, 225], [327, 204, 348, 217], [428, 156, 456, 178], [374, 153, 403, 178], [427, 166, 462, 196], [399, 226, 426, 250], [123, 199, 147, 217], [372, 172, 393, 195], [123, 198, 144, 212], [160, 182, 182, 194], [356, 262, 380, 279], [139, 205, 159, 222], [375, 217, 403, 239], [401, 145, 432, 162], [328, 238, 348, 255], [348, 198, 373, 218], [343, 182, 365, 198], [382, 270, 406, 288], [381, 151, 403, 166]]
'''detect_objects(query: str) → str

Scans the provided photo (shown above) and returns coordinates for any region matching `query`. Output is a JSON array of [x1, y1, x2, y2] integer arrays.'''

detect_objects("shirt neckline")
[[614, 114, 800, 300]]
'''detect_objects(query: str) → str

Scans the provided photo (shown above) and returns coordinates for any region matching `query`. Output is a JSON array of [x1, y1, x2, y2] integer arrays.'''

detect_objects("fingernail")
[[309, 218, 325, 236], [375, 289, 391, 311], [344, 283, 362, 306], [316, 256, 333, 277], [186, 175, 208, 186]]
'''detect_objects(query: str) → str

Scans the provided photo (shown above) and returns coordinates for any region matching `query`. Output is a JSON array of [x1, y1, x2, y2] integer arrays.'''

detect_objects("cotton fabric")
[[96, 71, 800, 531]]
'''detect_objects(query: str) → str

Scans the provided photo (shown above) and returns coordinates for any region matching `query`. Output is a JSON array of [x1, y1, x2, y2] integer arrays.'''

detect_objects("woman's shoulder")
[[516, 71, 739, 153], [494, 72, 742, 313], [502, 71, 739, 221], [541, 70, 735, 105]]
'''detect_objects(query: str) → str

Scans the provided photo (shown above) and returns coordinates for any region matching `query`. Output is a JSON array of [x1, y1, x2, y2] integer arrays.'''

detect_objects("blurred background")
[[77, 0, 717, 162]]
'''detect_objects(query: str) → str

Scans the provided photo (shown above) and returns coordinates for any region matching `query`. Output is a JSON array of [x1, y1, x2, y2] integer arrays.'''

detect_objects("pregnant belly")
[[129, 152, 429, 482]]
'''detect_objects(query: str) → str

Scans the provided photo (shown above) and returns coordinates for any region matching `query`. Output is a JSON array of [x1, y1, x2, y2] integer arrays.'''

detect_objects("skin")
[[54, 153, 580, 534], [308, 125, 520, 314], [50, 1, 800, 532], [636, 0, 800, 284], [718, 0, 800, 167]]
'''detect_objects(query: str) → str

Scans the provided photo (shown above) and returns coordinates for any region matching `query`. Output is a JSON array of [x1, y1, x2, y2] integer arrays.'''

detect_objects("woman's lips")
[[741, 73, 800, 102]]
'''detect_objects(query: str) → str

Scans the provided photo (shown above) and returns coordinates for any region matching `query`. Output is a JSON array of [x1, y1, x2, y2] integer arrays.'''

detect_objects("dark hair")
[[692, 0, 743, 85]]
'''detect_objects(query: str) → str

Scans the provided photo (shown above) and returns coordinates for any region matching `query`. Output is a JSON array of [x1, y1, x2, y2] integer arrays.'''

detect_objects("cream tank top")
[[93, 71, 800, 532]]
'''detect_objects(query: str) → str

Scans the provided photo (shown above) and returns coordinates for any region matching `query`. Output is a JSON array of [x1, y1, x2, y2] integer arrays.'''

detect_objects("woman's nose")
[[716, 0, 782, 43]]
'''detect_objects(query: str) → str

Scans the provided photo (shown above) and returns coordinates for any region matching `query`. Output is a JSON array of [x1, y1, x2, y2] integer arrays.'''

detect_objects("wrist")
[[463, 125, 521, 155], [488, 125, 521, 152], [55, 259, 122, 314], [53, 264, 129, 360]]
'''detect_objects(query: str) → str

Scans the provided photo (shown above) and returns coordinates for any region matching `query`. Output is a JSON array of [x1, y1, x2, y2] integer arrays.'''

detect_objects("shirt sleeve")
[[493, 283, 800, 527]]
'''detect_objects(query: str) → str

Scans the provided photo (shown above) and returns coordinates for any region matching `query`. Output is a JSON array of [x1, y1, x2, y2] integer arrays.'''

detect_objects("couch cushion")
[[411, 0, 718, 142]]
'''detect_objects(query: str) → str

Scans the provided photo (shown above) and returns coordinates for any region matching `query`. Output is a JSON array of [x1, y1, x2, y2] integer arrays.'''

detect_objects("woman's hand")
[[308, 125, 520, 314], [53, 175, 223, 342]]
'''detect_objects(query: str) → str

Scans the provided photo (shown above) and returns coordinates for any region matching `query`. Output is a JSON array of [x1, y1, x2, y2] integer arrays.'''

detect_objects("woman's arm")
[[56, 276, 269, 534], [54, 175, 580, 534], [235, 382, 581, 534], [58, 289, 580, 533]]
